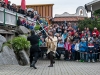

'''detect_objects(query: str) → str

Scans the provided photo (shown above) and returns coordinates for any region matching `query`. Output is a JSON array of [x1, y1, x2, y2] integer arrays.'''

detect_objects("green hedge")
[[78, 18, 100, 31], [2, 36, 30, 52], [12, 37, 30, 52]]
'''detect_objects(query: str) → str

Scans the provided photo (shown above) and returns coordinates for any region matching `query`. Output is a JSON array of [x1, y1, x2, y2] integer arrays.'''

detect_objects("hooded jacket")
[[71, 44, 75, 52], [79, 41, 87, 52]]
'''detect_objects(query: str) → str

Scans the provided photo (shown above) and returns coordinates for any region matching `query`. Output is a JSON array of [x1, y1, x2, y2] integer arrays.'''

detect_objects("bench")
[[39, 47, 65, 59]]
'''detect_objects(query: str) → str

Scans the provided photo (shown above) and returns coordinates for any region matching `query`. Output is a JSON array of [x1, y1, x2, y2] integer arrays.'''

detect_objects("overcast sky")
[[9, 0, 92, 17]]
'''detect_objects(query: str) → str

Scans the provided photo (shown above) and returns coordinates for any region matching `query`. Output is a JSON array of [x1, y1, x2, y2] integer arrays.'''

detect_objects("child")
[[97, 36, 100, 61], [98, 45, 100, 61], [94, 41, 99, 62], [71, 41, 76, 60], [64, 38, 71, 60], [88, 41, 95, 62], [58, 39, 64, 47], [79, 38, 87, 62], [75, 40, 80, 61], [57, 38, 64, 59]]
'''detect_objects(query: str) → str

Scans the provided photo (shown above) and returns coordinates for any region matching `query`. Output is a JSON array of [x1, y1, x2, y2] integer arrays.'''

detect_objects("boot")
[[48, 64, 53, 67], [53, 60, 55, 64], [31, 61, 37, 69], [30, 64, 32, 67], [92, 59, 95, 63], [88, 59, 90, 62]]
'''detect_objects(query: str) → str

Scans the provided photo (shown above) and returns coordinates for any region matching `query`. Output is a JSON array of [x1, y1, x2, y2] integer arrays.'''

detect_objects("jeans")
[[80, 51, 85, 61], [85, 53, 88, 62], [65, 50, 71, 60], [99, 53, 100, 61], [72, 52, 75, 60], [88, 53, 94, 60], [94, 53, 98, 61]]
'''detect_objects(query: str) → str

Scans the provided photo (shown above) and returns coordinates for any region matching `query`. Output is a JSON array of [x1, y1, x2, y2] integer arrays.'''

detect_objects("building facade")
[[26, 4, 54, 24], [52, 6, 87, 25]]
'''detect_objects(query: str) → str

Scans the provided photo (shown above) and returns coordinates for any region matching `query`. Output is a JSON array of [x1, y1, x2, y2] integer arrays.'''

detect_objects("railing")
[[0, 7, 34, 26]]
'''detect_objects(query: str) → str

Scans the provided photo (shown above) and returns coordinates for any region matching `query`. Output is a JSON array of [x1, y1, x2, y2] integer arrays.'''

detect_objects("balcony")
[[0, 7, 34, 26]]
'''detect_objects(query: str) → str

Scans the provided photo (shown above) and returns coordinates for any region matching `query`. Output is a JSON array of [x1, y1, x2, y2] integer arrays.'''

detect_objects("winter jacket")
[[88, 43, 94, 53], [92, 30, 99, 37], [73, 36, 80, 42], [79, 42, 87, 52], [94, 43, 99, 53], [71, 44, 75, 52], [62, 33, 68, 42], [75, 43, 79, 51], [64, 42, 71, 51], [58, 42, 64, 47]]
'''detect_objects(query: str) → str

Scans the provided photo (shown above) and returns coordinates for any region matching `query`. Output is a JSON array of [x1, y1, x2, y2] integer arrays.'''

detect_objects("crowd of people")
[[0, 0, 35, 18], [0, 0, 41, 30], [17, 14, 41, 30], [38, 23, 100, 63], [1, 0, 100, 64]]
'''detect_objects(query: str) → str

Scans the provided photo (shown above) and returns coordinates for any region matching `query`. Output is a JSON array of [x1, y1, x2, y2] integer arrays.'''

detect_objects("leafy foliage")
[[93, 9, 100, 16], [2, 40, 12, 49], [12, 37, 30, 52], [78, 18, 100, 31], [34, 22, 40, 30]]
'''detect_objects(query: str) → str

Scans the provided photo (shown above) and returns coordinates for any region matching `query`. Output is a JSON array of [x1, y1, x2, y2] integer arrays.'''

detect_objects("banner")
[[21, 0, 26, 10], [4, 0, 8, 4]]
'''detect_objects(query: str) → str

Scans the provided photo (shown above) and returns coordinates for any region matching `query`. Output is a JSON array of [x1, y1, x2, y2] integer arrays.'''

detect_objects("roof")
[[86, 0, 100, 6], [17, 4, 54, 6], [85, 0, 100, 11], [53, 17, 85, 22]]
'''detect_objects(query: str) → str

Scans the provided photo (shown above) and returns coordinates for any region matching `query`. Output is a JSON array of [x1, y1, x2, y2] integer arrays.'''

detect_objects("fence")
[[0, 7, 34, 26]]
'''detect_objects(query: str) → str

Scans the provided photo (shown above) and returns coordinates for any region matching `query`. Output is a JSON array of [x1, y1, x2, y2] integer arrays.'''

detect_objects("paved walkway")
[[0, 60, 100, 75]]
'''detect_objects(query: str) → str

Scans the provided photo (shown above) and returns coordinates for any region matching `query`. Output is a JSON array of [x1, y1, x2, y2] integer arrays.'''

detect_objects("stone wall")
[[0, 46, 18, 65], [0, 34, 30, 65]]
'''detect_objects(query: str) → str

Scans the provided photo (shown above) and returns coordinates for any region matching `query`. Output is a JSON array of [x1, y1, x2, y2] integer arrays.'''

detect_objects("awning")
[[85, 0, 100, 12]]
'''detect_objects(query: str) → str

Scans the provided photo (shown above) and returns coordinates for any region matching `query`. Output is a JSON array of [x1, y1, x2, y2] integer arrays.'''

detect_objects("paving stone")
[[0, 60, 100, 75]]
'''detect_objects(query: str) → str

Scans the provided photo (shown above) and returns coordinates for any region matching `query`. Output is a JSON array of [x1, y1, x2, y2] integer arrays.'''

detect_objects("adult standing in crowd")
[[92, 27, 99, 37], [45, 31, 58, 67], [27, 30, 41, 69]]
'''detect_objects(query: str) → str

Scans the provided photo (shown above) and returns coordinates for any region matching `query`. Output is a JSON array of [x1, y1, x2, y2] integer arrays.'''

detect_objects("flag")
[[4, 0, 8, 4], [21, 0, 26, 10]]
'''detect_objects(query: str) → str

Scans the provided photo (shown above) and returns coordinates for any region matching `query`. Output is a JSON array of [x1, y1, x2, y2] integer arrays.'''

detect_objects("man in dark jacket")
[[17, 17, 22, 26], [7, 1, 11, 10], [73, 32, 80, 42], [27, 30, 41, 69]]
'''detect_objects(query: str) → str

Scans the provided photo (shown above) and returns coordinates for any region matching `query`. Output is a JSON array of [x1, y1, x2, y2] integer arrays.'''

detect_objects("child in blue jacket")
[[79, 38, 87, 62]]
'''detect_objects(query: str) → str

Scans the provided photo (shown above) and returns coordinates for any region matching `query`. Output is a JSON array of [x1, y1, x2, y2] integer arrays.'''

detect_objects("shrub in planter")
[[12, 36, 30, 52]]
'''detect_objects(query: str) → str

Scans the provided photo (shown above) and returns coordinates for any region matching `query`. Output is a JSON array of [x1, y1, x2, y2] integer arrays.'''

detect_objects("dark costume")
[[27, 31, 41, 69]]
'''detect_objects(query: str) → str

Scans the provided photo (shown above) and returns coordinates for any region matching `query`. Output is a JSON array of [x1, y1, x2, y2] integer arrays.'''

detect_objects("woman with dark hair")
[[45, 31, 58, 67]]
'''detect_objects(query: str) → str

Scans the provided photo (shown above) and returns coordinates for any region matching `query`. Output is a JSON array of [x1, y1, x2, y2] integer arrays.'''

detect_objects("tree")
[[78, 18, 100, 31], [93, 9, 100, 16]]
